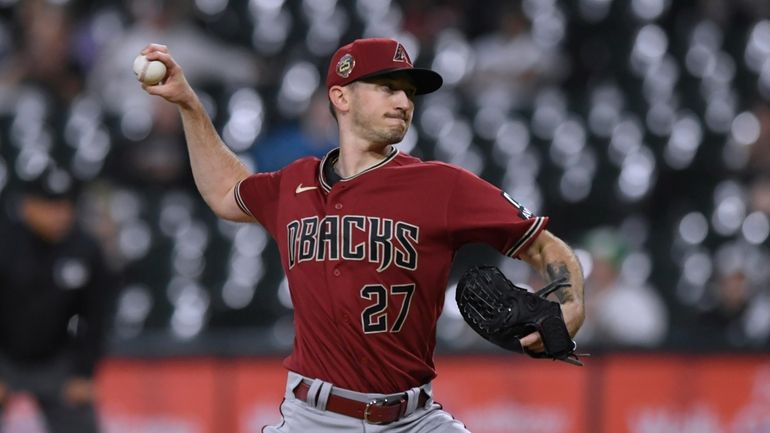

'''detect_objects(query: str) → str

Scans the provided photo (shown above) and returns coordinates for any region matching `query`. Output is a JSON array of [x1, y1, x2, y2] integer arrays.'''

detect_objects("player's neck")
[[335, 142, 393, 178]]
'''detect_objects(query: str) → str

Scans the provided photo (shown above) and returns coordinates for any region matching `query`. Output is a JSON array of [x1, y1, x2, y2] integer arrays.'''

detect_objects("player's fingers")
[[519, 331, 539, 346], [141, 43, 169, 55], [141, 82, 158, 94], [143, 51, 178, 71], [141, 79, 194, 106], [519, 332, 544, 352], [141, 82, 173, 97]]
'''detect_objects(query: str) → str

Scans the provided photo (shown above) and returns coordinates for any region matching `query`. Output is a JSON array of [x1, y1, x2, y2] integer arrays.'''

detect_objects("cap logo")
[[336, 53, 356, 78], [393, 43, 412, 65]]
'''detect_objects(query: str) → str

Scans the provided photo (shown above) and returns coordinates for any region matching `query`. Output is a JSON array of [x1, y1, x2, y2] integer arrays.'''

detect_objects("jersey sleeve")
[[235, 170, 282, 234], [445, 167, 548, 259]]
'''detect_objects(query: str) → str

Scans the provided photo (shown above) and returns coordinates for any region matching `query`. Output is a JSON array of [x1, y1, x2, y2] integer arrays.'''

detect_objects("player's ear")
[[329, 85, 350, 115]]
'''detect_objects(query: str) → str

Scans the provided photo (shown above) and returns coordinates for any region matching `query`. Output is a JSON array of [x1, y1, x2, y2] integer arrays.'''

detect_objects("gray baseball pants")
[[262, 372, 471, 433]]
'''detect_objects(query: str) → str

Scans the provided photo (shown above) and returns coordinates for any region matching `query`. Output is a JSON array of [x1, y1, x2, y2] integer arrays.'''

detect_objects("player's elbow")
[[519, 230, 553, 267], [214, 208, 253, 223], [197, 190, 250, 223], [211, 198, 253, 223]]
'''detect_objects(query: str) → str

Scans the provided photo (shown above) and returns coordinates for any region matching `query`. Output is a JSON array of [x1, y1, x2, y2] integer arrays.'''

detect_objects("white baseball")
[[133, 54, 167, 85]]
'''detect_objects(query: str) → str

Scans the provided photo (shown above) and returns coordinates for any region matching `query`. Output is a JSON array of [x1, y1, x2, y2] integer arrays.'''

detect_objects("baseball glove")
[[455, 265, 584, 366]]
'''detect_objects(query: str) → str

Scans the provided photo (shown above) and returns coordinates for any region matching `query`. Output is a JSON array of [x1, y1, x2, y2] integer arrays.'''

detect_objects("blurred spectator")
[[0, 0, 82, 110], [749, 173, 770, 216], [86, 0, 260, 115], [106, 97, 192, 189], [464, 2, 567, 111], [85, 0, 262, 194], [251, 89, 337, 172], [700, 0, 770, 25], [747, 101, 770, 173], [575, 227, 669, 349], [700, 267, 751, 346], [0, 164, 115, 433], [401, 0, 463, 46], [696, 242, 770, 348]]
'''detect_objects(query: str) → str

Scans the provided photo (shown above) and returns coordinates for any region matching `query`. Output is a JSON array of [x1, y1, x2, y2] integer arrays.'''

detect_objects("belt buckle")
[[363, 397, 391, 425]]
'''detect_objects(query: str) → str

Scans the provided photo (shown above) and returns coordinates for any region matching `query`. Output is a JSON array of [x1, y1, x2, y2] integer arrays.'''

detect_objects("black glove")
[[456, 265, 584, 366]]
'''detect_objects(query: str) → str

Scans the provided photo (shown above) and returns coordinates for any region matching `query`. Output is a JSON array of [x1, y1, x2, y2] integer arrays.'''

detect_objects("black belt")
[[293, 381, 430, 425]]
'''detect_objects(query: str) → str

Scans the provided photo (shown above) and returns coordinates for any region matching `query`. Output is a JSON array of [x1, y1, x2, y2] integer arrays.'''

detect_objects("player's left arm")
[[518, 229, 585, 351]]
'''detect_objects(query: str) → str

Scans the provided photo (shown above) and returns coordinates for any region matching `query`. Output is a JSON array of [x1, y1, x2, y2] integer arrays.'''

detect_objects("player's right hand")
[[139, 43, 198, 109]]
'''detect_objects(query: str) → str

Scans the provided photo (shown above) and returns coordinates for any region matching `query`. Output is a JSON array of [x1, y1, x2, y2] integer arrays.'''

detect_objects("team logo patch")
[[336, 53, 356, 78], [393, 43, 412, 65], [502, 191, 534, 220]]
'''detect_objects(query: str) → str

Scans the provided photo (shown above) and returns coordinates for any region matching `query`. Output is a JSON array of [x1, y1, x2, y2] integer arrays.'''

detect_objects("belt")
[[293, 381, 430, 425]]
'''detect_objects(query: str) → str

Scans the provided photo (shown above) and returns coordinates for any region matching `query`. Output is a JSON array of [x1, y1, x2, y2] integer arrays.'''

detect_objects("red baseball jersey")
[[235, 147, 548, 393]]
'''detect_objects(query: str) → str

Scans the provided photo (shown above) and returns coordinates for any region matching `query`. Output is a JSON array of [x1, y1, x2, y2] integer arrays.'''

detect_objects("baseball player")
[[139, 38, 585, 432]]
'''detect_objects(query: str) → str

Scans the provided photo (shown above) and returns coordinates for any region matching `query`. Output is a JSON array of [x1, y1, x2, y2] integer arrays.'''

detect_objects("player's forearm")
[[542, 242, 585, 336], [138, 44, 252, 220], [177, 97, 251, 219], [522, 230, 585, 335]]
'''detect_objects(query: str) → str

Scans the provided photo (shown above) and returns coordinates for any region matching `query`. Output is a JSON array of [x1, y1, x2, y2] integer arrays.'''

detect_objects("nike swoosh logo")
[[295, 184, 318, 194]]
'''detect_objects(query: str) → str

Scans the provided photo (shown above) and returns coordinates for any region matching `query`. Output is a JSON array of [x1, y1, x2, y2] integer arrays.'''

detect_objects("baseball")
[[133, 54, 167, 86]]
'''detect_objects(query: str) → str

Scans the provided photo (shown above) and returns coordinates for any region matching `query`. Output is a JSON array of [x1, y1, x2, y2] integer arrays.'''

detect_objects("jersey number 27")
[[360, 284, 415, 334]]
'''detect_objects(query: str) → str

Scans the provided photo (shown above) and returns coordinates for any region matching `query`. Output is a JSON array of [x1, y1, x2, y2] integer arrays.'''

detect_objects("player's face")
[[348, 74, 416, 146]]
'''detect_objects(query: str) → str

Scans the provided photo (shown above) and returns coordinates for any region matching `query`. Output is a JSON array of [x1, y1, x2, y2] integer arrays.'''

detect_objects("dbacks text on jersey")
[[287, 215, 419, 272]]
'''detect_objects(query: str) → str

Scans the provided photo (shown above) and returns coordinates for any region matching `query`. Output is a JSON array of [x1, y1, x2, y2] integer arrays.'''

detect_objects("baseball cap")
[[20, 165, 80, 201], [326, 38, 443, 95]]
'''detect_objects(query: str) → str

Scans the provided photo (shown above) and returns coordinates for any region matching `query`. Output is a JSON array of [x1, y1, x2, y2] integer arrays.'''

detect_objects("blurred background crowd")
[[1, 0, 770, 358]]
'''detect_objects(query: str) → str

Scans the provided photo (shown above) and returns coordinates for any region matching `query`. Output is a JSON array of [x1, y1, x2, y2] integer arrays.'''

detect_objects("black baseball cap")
[[21, 165, 80, 200]]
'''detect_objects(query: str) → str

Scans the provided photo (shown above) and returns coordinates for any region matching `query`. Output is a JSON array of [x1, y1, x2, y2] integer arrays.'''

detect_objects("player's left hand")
[[62, 377, 95, 405]]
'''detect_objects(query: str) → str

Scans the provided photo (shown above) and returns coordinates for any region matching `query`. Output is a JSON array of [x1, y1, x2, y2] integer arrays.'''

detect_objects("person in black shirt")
[[0, 165, 112, 433]]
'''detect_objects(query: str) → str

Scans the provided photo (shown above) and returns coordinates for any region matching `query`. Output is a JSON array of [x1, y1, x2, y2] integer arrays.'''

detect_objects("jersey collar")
[[318, 146, 399, 192]]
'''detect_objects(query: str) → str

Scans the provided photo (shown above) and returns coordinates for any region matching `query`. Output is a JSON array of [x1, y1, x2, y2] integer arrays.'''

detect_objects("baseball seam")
[[140, 59, 149, 82]]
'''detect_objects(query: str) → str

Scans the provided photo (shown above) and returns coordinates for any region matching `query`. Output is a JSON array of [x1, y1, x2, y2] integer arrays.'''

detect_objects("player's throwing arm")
[[137, 44, 253, 222]]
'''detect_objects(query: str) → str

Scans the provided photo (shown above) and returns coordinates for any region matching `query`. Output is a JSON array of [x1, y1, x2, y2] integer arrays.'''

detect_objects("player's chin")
[[385, 124, 409, 142], [384, 130, 407, 145]]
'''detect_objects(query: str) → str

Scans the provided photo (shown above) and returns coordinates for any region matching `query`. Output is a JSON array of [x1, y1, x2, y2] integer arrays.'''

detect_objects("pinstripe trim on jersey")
[[506, 216, 546, 258], [234, 179, 254, 217], [318, 146, 399, 192]]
